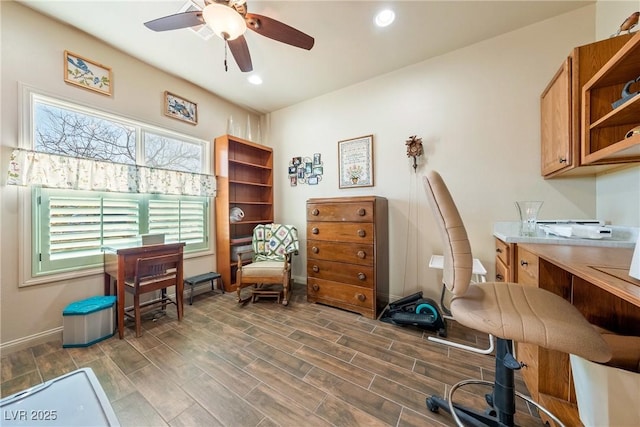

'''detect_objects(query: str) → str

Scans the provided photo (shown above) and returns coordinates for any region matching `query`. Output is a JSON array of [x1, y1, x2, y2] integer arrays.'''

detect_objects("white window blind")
[[148, 198, 207, 245], [34, 188, 207, 276]]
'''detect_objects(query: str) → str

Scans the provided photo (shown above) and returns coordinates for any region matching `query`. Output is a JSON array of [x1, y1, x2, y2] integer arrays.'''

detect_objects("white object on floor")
[[428, 255, 494, 355], [429, 255, 487, 284], [570, 354, 640, 427], [0, 368, 119, 426]]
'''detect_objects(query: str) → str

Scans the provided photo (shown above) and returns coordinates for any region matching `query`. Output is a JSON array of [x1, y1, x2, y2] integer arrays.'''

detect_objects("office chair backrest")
[[423, 171, 473, 297]]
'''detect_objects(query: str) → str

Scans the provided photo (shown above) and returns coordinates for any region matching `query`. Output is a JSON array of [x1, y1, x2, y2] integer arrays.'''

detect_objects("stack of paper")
[[540, 224, 612, 240]]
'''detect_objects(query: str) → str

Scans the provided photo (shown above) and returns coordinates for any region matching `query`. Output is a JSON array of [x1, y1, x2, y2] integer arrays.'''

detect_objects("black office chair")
[[422, 171, 612, 426]]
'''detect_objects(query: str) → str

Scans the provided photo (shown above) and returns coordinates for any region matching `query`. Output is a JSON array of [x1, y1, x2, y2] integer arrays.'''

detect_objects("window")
[[144, 132, 203, 173], [32, 95, 206, 171], [27, 90, 211, 276], [33, 188, 208, 276], [34, 101, 137, 164]]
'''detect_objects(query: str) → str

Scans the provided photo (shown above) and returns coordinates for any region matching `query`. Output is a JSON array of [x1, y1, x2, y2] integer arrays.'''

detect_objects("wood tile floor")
[[1, 284, 545, 426]]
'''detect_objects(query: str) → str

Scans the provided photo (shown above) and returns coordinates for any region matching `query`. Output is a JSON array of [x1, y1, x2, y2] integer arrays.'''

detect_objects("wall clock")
[[405, 135, 423, 172]]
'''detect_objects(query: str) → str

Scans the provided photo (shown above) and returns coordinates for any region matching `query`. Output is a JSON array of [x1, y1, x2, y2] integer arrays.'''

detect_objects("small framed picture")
[[305, 162, 313, 174], [308, 175, 320, 185], [288, 166, 297, 175], [292, 157, 302, 166], [164, 91, 198, 125], [290, 176, 297, 186], [313, 153, 322, 165], [338, 135, 374, 189], [313, 166, 324, 175], [64, 51, 112, 96], [297, 167, 305, 179]]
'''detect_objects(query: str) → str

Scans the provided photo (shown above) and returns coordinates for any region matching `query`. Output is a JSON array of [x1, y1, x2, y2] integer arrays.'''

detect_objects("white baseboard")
[[0, 327, 63, 355]]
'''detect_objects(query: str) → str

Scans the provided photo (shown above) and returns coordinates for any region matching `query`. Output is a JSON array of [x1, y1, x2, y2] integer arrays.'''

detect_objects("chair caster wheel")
[[484, 408, 497, 417], [426, 397, 439, 413], [485, 393, 493, 407]]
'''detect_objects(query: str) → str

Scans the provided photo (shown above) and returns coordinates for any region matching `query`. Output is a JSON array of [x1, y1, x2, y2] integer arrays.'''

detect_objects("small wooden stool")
[[184, 272, 223, 305]]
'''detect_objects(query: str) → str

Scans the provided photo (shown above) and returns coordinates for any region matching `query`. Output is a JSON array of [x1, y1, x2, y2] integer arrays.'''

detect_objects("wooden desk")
[[104, 242, 185, 338], [515, 243, 640, 425]]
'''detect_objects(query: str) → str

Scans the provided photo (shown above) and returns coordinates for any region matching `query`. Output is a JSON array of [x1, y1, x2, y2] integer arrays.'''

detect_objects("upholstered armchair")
[[236, 224, 299, 305]]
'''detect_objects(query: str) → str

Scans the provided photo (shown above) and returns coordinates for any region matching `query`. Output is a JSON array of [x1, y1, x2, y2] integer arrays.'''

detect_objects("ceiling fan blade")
[[144, 11, 204, 31], [245, 13, 314, 50], [227, 35, 253, 72]]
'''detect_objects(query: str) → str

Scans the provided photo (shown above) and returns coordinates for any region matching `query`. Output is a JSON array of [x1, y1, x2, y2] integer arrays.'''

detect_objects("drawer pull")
[[311, 208, 319, 216], [496, 274, 504, 281], [312, 265, 319, 273], [559, 157, 567, 164], [496, 248, 503, 253], [357, 272, 366, 281], [357, 208, 366, 216], [312, 227, 319, 235], [312, 284, 319, 292], [356, 293, 366, 302], [312, 246, 319, 254], [357, 229, 366, 238], [520, 260, 528, 267], [357, 250, 366, 259]]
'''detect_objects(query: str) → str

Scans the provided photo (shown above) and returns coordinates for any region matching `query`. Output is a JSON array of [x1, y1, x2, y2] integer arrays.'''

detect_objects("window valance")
[[7, 149, 216, 197]]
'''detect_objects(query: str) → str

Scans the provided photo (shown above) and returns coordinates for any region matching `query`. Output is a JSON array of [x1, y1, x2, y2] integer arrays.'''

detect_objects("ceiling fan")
[[143, 0, 314, 72]]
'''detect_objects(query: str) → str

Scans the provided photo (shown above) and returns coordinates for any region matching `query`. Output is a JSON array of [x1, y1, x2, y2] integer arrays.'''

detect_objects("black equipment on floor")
[[380, 292, 446, 337]]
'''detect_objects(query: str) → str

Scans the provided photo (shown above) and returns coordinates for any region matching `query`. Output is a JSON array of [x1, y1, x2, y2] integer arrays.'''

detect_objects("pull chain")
[[224, 40, 229, 72]]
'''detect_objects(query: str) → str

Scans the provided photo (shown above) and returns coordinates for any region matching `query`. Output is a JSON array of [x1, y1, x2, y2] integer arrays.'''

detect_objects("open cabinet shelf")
[[582, 31, 640, 165]]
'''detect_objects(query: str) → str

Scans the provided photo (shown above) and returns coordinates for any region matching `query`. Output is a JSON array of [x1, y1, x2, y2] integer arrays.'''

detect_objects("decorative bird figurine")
[[612, 11, 639, 37]]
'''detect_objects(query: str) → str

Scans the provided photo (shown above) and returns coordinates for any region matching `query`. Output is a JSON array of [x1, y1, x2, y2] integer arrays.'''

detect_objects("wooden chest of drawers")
[[306, 196, 389, 319]]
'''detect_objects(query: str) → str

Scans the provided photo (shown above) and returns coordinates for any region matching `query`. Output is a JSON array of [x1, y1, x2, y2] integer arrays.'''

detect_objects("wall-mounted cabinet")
[[582, 31, 640, 165], [540, 34, 633, 178], [214, 135, 273, 290]]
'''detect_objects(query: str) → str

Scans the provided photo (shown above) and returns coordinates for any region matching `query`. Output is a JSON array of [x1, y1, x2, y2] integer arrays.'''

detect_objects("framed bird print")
[[64, 51, 112, 96], [164, 91, 198, 125]]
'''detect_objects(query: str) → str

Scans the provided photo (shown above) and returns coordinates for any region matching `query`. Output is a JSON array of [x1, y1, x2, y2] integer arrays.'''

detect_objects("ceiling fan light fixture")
[[202, 3, 247, 40], [374, 9, 395, 27], [248, 75, 263, 85]]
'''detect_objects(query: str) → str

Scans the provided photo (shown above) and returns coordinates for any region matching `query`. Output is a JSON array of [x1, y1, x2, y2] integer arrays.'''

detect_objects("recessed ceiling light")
[[375, 9, 395, 27], [248, 75, 262, 85]]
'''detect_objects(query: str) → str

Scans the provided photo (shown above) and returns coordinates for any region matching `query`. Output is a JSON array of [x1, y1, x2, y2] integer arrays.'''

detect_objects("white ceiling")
[[18, 0, 592, 114]]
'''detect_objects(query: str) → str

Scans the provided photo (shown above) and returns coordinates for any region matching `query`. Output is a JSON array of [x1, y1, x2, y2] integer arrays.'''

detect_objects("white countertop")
[[493, 221, 638, 248]]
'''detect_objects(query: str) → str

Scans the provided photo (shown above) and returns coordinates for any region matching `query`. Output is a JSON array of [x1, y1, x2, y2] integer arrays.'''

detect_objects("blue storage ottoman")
[[63, 296, 116, 348]]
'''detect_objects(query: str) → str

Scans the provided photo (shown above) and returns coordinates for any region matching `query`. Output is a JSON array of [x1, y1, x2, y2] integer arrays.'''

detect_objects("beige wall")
[[269, 5, 606, 302], [0, 2, 257, 350]]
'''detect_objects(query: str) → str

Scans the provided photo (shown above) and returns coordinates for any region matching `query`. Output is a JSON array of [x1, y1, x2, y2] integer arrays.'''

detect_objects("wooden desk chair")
[[124, 252, 183, 337], [422, 171, 611, 426], [236, 224, 299, 306]]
